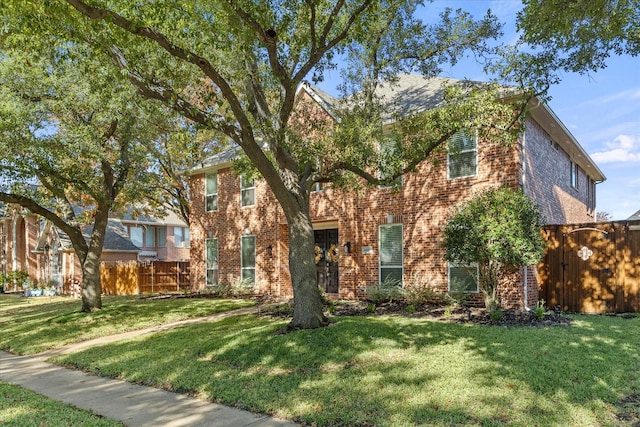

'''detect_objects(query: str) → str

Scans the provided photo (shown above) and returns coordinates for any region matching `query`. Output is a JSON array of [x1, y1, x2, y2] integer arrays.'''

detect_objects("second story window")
[[240, 175, 255, 207], [145, 226, 156, 247], [570, 161, 578, 189], [448, 130, 478, 179], [158, 227, 166, 247], [206, 172, 218, 212], [174, 227, 190, 248], [129, 226, 144, 248], [378, 138, 402, 188]]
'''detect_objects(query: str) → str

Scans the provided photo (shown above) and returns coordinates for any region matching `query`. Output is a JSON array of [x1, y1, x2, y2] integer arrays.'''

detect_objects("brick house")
[[186, 75, 605, 309], [0, 203, 190, 290]]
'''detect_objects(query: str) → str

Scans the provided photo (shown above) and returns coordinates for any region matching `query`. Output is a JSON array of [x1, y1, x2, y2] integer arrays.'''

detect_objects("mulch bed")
[[260, 299, 575, 327]]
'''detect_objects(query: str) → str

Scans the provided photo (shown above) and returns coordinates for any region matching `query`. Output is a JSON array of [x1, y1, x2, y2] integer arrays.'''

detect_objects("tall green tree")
[[2, 1, 542, 328], [442, 187, 545, 312], [0, 39, 175, 311], [518, 0, 640, 72]]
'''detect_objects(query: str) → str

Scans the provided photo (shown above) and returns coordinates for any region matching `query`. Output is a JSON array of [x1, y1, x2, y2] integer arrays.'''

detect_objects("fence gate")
[[540, 221, 640, 313]]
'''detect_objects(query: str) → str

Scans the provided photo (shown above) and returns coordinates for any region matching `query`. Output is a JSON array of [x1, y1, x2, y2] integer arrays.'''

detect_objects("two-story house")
[[186, 75, 605, 309], [0, 203, 190, 290]]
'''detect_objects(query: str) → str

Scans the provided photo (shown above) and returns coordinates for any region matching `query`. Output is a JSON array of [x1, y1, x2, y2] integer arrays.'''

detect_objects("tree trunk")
[[81, 253, 102, 312], [286, 209, 328, 330], [78, 207, 110, 312]]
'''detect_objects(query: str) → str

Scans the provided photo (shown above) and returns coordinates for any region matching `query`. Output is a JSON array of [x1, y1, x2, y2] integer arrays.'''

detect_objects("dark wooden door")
[[314, 229, 339, 293]]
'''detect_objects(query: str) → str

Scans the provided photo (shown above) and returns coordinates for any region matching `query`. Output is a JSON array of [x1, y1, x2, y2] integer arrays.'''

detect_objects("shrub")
[[365, 277, 404, 304], [490, 309, 504, 323], [533, 299, 546, 321], [404, 273, 447, 305]]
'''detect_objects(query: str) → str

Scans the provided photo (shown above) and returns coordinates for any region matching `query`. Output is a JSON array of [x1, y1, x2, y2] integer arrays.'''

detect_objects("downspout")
[[11, 215, 18, 272], [521, 127, 529, 309]]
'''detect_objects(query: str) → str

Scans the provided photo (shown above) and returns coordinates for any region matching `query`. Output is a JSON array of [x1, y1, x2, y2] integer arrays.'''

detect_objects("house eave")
[[529, 100, 606, 183]]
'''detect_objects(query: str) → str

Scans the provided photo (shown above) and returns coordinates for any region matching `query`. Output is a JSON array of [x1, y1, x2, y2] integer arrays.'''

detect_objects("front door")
[[314, 229, 339, 293]]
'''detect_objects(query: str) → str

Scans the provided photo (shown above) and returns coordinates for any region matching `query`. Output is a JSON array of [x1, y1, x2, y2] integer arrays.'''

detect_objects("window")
[[157, 227, 166, 247], [174, 227, 190, 248], [448, 130, 478, 179], [311, 182, 323, 192], [206, 173, 218, 212], [448, 263, 479, 293], [241, 235, 256, 285], [379, 138, 402, 188], [129, 226, 144, 248], [145, 226, 156, 247], [240, 175, 255, 207], [206, 238, 218, 286], [379, 224, 403, 286], [570, 161, 578, 189]]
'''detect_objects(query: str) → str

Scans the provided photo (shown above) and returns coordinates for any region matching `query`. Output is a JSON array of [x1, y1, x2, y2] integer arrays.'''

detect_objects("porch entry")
[[314, 228, 339, 294]]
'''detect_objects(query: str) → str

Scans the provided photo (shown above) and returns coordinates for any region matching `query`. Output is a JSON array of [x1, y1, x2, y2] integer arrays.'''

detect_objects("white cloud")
[[591, 134, 640, 163]]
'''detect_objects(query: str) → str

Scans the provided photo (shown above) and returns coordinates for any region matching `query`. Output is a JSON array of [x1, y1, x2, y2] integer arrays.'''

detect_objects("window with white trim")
[[205, 238, 218, 286], [129, 226, 144, 248], [241, 235, 256, 285], [174, 227, 190, 248], [570, 161, 578, 189], [378, 138, 402, 188], [240, 175, 255, 207], [448, 130, 478, 179], [448, 263, 479, 293], [206, 173, 218, 212], [158, 227, 166, 247], [379, 224, 403, 286]]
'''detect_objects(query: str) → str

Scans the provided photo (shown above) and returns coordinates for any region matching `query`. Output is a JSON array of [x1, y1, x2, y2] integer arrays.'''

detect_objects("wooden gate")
[[540, 221, 640, 313]]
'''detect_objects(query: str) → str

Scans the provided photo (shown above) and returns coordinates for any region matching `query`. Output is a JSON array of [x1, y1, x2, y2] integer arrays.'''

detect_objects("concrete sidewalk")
[[0, 304, 299, 427]]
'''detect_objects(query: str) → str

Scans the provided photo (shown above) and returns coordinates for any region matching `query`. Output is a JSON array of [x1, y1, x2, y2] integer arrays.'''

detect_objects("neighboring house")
[[0, 204, 189, 289], [186, 74, 605, 309], [628, 210, 640, 221]]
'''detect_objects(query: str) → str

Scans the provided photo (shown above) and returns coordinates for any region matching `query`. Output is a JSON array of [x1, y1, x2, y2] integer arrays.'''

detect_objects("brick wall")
[[523, 120, 595, 225], [188, 116, 596, 310]]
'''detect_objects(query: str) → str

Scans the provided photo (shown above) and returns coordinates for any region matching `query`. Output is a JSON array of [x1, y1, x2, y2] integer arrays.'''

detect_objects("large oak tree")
[[2, 1, 543, 328]]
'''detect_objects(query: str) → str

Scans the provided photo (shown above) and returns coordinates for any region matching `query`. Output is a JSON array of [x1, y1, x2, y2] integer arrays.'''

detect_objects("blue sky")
[[318, 1, 640, 220]]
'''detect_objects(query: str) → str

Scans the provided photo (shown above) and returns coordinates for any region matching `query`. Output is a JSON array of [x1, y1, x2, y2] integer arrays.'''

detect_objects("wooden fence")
[[539, 220, 640, 313], [101, 261, 190, 295]]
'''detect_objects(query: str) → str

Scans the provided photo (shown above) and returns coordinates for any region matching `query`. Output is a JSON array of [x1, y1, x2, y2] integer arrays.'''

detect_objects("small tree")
[[442, 187, 545, 312]]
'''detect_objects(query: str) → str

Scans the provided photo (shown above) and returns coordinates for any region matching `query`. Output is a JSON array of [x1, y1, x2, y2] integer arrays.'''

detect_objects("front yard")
[[1, 294, 638, 426]]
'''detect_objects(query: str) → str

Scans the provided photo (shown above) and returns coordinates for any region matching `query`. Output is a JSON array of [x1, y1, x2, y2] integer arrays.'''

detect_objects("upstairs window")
[[379, 138, 402, 188], [174, 227, 190, 248], [157, 227, 166, 248], [240, 175, 255, 207], [145, 226, 156, 247], [206, 173, 218, 212], [570, 161, 579, 189], [129, 226, 144, 248], [448, 130, 478, 179]]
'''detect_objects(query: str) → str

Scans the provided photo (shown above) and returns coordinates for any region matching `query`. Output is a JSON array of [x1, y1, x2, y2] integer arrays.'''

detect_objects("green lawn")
[[0, 382, 123, 426], [0, 294, 255, 354], [56, 313, 639, 426], [2, 294, 638, 426]]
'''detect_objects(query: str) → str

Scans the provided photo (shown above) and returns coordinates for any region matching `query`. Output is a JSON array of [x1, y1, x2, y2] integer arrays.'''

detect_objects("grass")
[[0, 294, 255, 354], [2, 294, 638, 426], [55, 313, 639, 426], [0, 382, 123, 426]]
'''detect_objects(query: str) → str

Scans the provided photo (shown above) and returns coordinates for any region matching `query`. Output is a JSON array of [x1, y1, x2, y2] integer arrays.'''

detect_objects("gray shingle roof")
[[628, 210, 640, 221], [81, 220, 140, 252]]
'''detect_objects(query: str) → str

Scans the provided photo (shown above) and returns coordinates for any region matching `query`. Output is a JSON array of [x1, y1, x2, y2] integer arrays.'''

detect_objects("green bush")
[[404, 273, 447, 305], [490, 309, 504, 323], [533, 299, 546, 321], [365, 277, 404, 304]]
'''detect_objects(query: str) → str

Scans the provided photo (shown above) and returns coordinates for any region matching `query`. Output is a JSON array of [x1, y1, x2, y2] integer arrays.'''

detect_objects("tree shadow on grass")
[[55, 314, 640, 426]]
